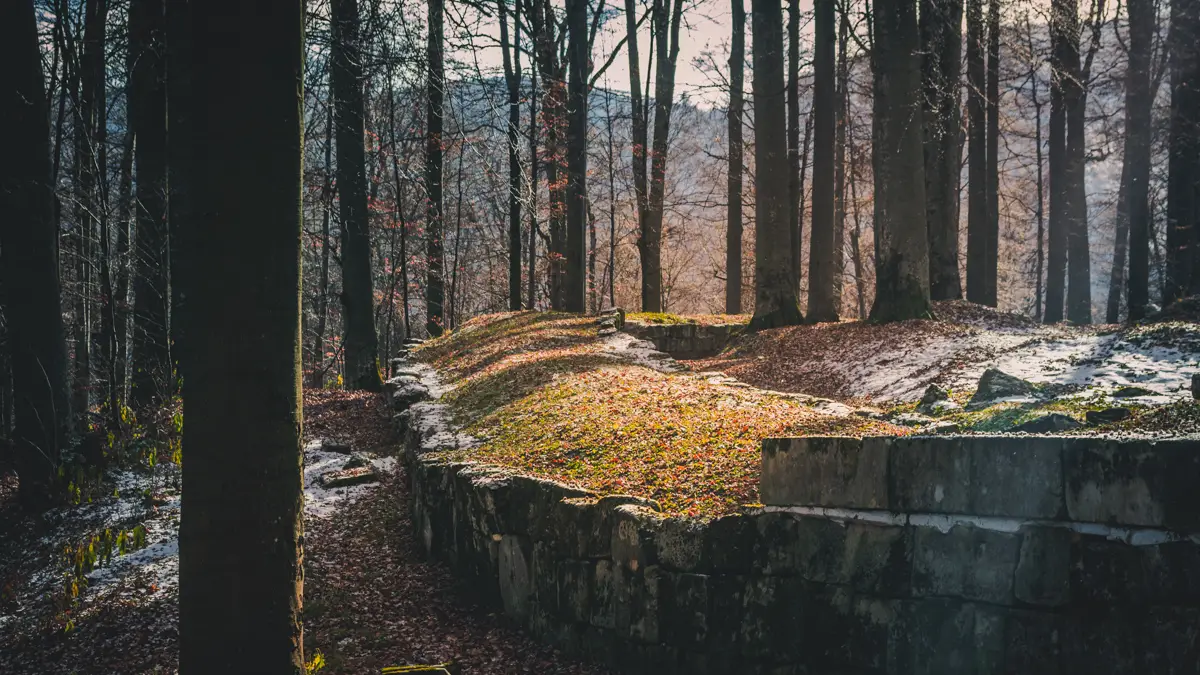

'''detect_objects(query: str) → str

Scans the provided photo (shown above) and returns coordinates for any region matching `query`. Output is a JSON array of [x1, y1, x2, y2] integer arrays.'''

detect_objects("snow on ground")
[[304, 440, 397, 519], [601, 330, 688, 373]]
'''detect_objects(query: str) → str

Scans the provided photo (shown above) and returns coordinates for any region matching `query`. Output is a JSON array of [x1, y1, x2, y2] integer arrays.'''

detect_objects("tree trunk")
[[1063, 0, 1091, 324], [831, 8, 848, 310], [984, 0, 1000, 306], [500, 0, 523, 311], [624, 0, 654, 309], [808, 0, 839, 322], [1045, 0, 1068, 323], [330, 0, 381, 388], [528, 67, 539, 309], [0, 0, 74, 509], [965, 0, 989, 305], [565, 0, 589, 312], [749, 0, 804, 329], [129, 0, 171, 408], [384, 53, 411, 340], [1031, 69, 1045, 321], [1108, 163, 1131, 321], [788, 0, 801, 294], [426, 0, 446, 334], [920, 0, 963, 301], [869, 0, 933, 322], [312, 88, 335, 387], [167, 0, 192, 388], [1165, 0, 1199, 302], [1122, 0, 1155, 320], [531, 0, 567, 310], [726, 0, 746, 314], [178, 1, 305, 670]]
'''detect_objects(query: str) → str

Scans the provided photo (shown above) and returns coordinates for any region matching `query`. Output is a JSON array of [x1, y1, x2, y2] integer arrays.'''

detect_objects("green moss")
[[626, 312, 697, 325]]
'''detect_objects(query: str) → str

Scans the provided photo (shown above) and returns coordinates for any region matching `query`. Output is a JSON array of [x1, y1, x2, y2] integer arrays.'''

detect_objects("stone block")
[[611, 504, 665, 572], [803, 587, 897, 673], [659, 572, 710, 646], [889, 436, 971, 513], [557, 559, 593, 623], [891, 599, 1005, 675], [590, 559, 622, 629], [531, 541, 558, 608], [1013, 526, 1070, 607], [912, 524, 1019, 605], [702, 514, 758, 573], [760, 436, 888, 508], [628, 566, 662, 643], [1069, 535, 1148, 605], [655, 517, 707, 572], [498, 535, 532, 620], [753, 512, 846, 581], [1061, 608, 1143, 675], [1064, 438, 1200, 529], [842, 522, 912, 596], [1143, 607, 1200, 675], [1003, 610, 1063, 675]]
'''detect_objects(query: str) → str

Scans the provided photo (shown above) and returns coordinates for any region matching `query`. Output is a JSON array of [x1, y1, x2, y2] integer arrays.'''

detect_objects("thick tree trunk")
[[565, 0, 589, 312], [1108, 163, 1131, 321], [643, 0, 685, 313], [1063, 0, 1091, 324], [807, 0, 839, 322], [869, 0, 933, 322], [528, 68, 539, 309], [167, 0, 192, 388], [178, 1, 305, 670], [726, 0, 746, 314], [1165, 0, 1200, 302], [1120, 0, 1156, 321], [788, 0, 801, 294], [920, 0, 963, 301], [749, 0, 804, 330], [130, 0, 171, 408], [331, 0, 381, 388], [831, 9, 848, 309], [0, 0, 74, 509], [531, 0, 567, 310], [500, 0, 523, 311], [312, 90, 334, 387], [624, 0, 653, 309], [426, 0, 446, 335], [984, 0, 1000, 306], [965, 0, 989, 306], [1045, 0, 1068, 323]]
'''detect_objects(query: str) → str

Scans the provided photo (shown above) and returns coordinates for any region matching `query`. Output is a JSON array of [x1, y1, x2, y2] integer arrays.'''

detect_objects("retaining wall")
[[399, 392, 1200, 674], [622, 322, 741, 360]]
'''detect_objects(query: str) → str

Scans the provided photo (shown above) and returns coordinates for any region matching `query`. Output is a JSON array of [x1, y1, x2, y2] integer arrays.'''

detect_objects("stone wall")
[[622, 322, 741, 360], [400, 387, 1200, 674]]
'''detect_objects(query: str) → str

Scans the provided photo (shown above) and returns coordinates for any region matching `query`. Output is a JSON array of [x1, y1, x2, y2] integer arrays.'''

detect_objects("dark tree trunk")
[[1045, 0, 1068, 323], [726, 0, 746, 314], [965, 0, 989, 306], [565, 0, 589, 312], [312, 89, 334, 387], [808, 0, 839, 322], [500, 0, 523, 311], [1031, 67, 1045, 321], [167, 0, 192, 389], [426, 0, 446, 334], [869, 0, 933, 322], [645, 0, 685, 312], [530, 0, 567, 310], [1165, 0, 1200, 302], [528, 67, 539, 309], [920, 0, 963, 301], [114, 124, 135, 406], [788, 0, 801, 294], [984, 0, 1000, 306], [129, 0, 171, 408], [178, 1, 305, 670], [1063, 0, 1091, 324], [831, 9, 848, 309], [749, 0, 804, 330], [624, 0, 653, 309], [384, 53, 410, 340], [0, 0, 74, 509], [330, 0, 381, 387]]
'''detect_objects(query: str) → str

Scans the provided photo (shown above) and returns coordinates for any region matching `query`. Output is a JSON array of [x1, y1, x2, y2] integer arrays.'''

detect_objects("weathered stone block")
[[531, 541, 558, 608], [754, 512, 846, 581], [1143, 607, 1200, 675], [803, 587, 897, 673], [660, 572, 710, 646], [891, 599, 1005, 675], [558, 559, 593, 623], [702, 514, 757, 573], [655, 517, 707, 572], [611, 504, 665, 572], [498, 535, 532, 620], [760, 436, 888, 508], [1064, 438, 1200, 529], [1003, 610, 1064, 675], [912, 524, 1019, 605], [590, 559, 622, 629], [1013, 526, 1070, 607], [1061, 608, 1143, 675], [842, 522, 912, 595], [627, 566, 662, 643]]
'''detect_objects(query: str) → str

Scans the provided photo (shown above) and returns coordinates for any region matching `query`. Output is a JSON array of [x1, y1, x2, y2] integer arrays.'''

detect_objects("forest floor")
[[0, 390, 607, 675]]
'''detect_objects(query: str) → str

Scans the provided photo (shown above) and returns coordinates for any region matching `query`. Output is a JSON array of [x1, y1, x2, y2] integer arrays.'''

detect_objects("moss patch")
[[627, 312, 750, 326]]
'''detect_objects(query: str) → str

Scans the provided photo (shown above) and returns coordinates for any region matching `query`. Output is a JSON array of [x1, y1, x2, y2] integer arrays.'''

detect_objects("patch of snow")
[[601, 331, 686, 373], [303, 440, 397, 519]]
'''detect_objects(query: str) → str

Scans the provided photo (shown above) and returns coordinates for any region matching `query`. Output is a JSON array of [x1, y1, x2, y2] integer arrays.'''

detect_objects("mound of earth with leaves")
[[0, 390, 607, 674], [410, 312, 905, 517]]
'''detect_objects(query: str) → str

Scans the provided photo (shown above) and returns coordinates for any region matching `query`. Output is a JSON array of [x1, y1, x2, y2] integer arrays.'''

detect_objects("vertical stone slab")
[[912, 524, 1020, 605], [760, 436, 888, 508], [1013, 526, 1070, 607], [890, 436, 973, 514], [967, 437, 1064, 518], [1064, 438, 1200, 529], [891, 599, 1005, 675], [499, 534, 533, 620]]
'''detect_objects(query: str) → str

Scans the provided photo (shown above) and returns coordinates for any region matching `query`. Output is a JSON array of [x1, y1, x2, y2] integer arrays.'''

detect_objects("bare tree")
[[726, 0, 747, 313], [808, 0, 839, 321], [921, 0, 963, 301]]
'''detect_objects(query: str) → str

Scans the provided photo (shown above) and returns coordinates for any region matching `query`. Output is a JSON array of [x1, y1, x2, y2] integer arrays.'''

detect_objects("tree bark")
[[130, 0, 171, 408], [920, 0, 963, 301], [0, 0, 74, 509], [565, 0, 590, 312], [312, 88, 335, 387], [167, 0, 192, 388], [749, 0, 804, 329], [1117, 0, 1154, 320], [726, 0, 746, 314], [330, 0, 381, 388], [1045, 0, 1068, 323], [1064, 0, 1091, 324], [1165, 0, 1200, 302], [808, 0, 839, 322], [869, 0, 933, 322], [965, 0, 989, 306], [179, 2, 305, 670], [426, 0, 446, 334], [788, 0, 801, 295], [984, 0, 1000, 306], [500, 0, 523, 311]]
